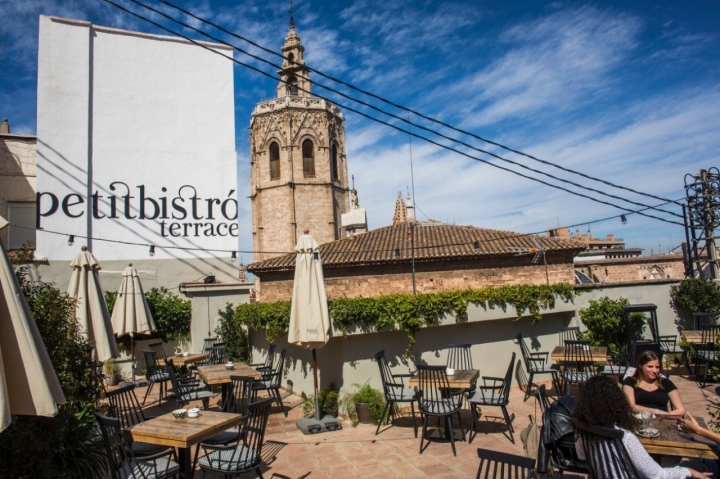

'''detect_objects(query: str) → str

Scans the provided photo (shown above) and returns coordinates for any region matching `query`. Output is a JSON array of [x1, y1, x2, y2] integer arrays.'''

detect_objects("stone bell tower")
[[249, 17, 350, 262]]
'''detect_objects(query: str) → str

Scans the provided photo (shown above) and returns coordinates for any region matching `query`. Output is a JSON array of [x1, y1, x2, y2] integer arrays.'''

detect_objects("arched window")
[[287, 52, 295, 64], [287, 75, 298, 96], [302, 139, 315, 177], [269, 142, 280, 180], [331, 143, 339, 180]]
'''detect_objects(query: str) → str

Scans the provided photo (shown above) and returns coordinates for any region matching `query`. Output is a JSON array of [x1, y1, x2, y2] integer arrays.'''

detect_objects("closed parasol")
[[111, 264, 156, 381], [67, 246, 119, 361], [0, 217, 65, 432]]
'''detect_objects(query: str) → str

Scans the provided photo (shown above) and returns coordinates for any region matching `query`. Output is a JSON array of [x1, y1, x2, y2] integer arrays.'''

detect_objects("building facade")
[[249, 21, 350, 262], [0, 122, 37, 250]]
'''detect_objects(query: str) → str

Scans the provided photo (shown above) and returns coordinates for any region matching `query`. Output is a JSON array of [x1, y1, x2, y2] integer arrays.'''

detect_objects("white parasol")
[[111, 264, 156, 381], [289, 231, 331, 421], [67, 246, 119, 361], [0, 217, 65, 432]]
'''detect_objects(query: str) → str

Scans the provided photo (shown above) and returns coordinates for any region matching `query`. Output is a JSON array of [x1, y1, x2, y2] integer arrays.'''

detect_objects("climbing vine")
[[220, 283, 576, 357]]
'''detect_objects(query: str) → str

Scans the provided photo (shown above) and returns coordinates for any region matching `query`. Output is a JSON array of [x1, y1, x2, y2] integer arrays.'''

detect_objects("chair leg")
[[376, 401, 392, 435], [274, 388, 287, 417], [447, 415, 457, 457], [142, 380, 154, 406], [192, 443, 201, 475], [501, 405, 514, 444], [419, 414, 428, 454], [410, 401, 418, 438], [455, 410, 465, 441], [524, 372, 534, 402], [255, 466, 263, 478], [469, 404, 478, 444]]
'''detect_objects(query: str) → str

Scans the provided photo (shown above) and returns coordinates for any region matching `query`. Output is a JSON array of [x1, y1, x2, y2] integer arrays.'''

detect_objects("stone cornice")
[[252, 96, 343, 119]]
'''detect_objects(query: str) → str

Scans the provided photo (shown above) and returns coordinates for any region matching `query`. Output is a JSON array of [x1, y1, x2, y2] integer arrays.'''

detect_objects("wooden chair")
[[417, 364, 465, 456], [476, 448, 538, 479], [95, 413, 179, 479], [559, 341, 598, 395], [468, 352, 516, 444], [197, 398, 273, 478], [516, 333, 559, 401], [574, 420, 640, 479], [374, 350, 418, 437]]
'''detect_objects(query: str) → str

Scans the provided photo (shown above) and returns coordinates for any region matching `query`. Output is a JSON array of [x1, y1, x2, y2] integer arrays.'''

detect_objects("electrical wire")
[[101, 0, 685, 227], [124, 0, 682, 220], [153, 0, 682, 208]]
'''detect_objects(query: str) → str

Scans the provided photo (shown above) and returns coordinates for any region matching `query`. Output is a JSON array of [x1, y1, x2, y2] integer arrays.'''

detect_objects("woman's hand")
[[678, 414, 702, 434], [688, 468, 713, 478]]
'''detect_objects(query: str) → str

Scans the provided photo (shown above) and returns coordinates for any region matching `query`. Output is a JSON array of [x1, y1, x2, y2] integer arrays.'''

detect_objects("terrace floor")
[[125, 367, 719, 478]]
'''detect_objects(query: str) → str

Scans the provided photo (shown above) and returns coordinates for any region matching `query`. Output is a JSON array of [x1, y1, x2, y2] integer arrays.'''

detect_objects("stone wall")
[[575, 253, 684, 284], [0, 134, 37, 248]]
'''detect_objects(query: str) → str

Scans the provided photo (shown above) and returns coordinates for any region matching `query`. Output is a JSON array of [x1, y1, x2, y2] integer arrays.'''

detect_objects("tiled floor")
[[125, 367, 718, 478]]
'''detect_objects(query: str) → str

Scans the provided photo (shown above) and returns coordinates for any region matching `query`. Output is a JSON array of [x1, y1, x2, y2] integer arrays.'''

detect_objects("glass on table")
[[639, 411, 653, 432]]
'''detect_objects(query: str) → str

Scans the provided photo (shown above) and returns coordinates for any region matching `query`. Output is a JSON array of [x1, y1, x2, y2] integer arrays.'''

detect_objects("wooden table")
[[160, 353, 208, 367], [196, 364, 261, 404], [637, 417, 719, 460], [551, 345, 608, 362], [682, 330, 704, 344], [408, 369, 480, 388], [124, 410, 242, 478]]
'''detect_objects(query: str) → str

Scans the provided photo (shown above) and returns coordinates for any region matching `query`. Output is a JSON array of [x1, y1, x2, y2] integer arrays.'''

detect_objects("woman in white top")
[[574, 375, 711, 479]]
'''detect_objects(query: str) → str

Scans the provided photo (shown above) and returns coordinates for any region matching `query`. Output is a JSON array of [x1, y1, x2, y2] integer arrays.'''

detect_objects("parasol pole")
[[130, 334, 135, 382], [312, 347, 320, 421]]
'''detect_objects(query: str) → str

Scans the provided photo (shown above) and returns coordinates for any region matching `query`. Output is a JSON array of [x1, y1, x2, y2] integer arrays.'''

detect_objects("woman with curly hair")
[[623, 350, 686, 417], [574, 375, 710, 479]]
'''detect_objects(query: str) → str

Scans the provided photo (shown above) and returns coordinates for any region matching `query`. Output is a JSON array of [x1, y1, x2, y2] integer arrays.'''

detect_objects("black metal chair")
[[417, 364, 465, 456], [253, 348, 287, 417], [197, 398, 273, 479], [559, 340, 598, 395], [374, 350, 418, 437], [534, 384, 551, 414], [476, 448, 537, 479], [468, 352, 516, 444], [641, 305, 688, 369], [105, 384, 168, 458], [141, 349, 171, 406], [558, 327, 580, 345], [207, 343, 226, 365], [190, 337, 219, 371], [516, 333, 559, 401], [447, 343, 477, 400], [95, 412, 180, 479], [574, 420, 640, 479], [694, 312, 717, 330], [697, 325, 720, 387], [166, 358, 214, 410], [250, 343, 276, 375], [192, 375, 260, 472]]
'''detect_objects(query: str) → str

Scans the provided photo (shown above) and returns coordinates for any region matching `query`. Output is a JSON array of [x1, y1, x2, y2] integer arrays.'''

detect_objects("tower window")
[[287, 75, 298, 96], [269, 142, 280, 180], [287, 52, 295, 64], [331, 143, 339, 180], [302, 139, 315, 177]]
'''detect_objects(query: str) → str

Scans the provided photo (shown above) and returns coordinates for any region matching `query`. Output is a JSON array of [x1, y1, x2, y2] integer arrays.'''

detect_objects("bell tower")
[[249, 18, 350, 261]]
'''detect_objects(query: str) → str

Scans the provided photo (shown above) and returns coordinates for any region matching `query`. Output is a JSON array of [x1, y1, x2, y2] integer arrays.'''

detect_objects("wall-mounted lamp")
[[621, 215, 627, 225], [231, 251, 237, 260], [149, 245, 155, 256], [67, 235, 75, 246]]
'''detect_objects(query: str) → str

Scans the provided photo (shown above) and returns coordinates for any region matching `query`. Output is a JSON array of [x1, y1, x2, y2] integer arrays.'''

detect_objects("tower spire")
[[277, 2, 311, 98], [288, 0, 295, 30]]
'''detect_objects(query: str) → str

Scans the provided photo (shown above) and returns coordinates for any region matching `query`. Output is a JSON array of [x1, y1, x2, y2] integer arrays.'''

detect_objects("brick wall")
[[575, 253, 684, 284], [254, 253, 577, 302]]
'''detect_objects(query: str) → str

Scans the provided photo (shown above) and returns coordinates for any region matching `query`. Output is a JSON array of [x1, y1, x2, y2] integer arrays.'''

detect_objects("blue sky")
[[2, 0, 719, 259]]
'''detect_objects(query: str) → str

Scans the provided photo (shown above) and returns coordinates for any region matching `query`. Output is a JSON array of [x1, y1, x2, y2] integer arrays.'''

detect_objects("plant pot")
[[105, 374, 120, 387], [354, 402, 372, 424]]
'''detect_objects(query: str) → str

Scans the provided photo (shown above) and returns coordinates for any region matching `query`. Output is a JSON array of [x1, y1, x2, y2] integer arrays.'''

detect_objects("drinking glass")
[[640, 411, 653, 432]]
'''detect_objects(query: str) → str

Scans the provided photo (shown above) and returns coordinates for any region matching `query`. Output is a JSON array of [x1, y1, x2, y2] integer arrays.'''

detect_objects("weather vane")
[[288, 0, 295, 27]]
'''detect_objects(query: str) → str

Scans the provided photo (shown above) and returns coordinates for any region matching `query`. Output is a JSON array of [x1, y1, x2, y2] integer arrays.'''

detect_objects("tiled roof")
[[247, 222, 585, 272]]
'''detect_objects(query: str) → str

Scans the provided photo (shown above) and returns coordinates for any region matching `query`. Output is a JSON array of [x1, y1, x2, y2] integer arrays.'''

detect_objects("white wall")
[[36, 17, 236, 274]]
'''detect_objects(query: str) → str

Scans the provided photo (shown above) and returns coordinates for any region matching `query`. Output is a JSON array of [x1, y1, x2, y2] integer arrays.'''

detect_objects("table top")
[[408, 369, 479, 389], [160, 353, 208, 367], [123, 410, 242, 449], [682, 330, 704, 344], [197, 363, 261, 385], [551, 345, 608, 362], [637, 417, 719, 460]]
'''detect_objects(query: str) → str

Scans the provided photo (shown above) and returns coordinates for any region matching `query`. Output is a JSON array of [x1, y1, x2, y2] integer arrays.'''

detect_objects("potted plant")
[[103, 358, 122, 386], [340, 383, 385, 426]]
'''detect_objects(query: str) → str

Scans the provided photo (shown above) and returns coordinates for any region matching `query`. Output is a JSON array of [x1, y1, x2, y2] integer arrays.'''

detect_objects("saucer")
[[636, 428, 660, 438]]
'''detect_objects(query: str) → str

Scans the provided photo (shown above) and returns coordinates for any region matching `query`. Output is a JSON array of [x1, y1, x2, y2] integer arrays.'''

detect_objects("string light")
[[67, 235, 74, 246], [231, 251, 237, 260], [621, 215, 628, 225], [149, 245, 155, 256]]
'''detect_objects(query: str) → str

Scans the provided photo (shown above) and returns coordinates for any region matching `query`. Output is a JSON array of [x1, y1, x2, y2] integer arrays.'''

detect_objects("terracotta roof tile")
[[247, 223, 585, 272]]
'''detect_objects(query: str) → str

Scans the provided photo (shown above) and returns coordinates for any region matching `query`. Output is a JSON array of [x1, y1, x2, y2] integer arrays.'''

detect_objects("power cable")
[[103, 0, 685, 227], [126, 0, 682, 220], [153, 0, 681, 208]]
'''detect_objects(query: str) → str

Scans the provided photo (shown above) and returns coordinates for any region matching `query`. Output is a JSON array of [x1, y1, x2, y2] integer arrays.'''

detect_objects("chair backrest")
[[263, 343, 277, 369], [446, 343, 473, 370], [149, 342, 169, 362], [106, 384, 146, 428], [234, 398, 273, 470], [95, 412, 132, 477], [225, 375, 259, 414], [493, 352, 516, 404], [208, 343, 226, 365], [476, 448, 536, 479], [143, 349, 164, 378], [563, 341, 594, 372], [535, 384, 550, 414], [628, 340, 662, 368], [165, 359, 192, 401], [700, 325, 720, 349], [202, 337, 218, 354], [694, 312, 717, 330], [416, 365, 458, 414], [374, 350, 394, 400], [558, 327, 580, 344], [516, 333, 537, 372], [264, 348, 286, 387], [623, 304, 658, 343], [574, 420, 640, 479]]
